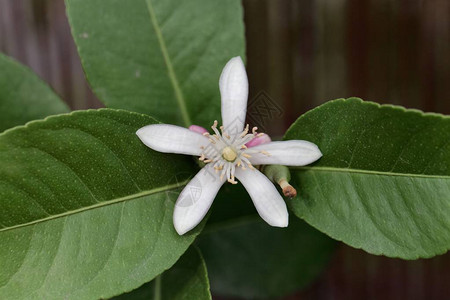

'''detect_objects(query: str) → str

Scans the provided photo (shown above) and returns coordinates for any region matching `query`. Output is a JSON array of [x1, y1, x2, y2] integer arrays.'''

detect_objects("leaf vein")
[[145, 0, 191, 127], [0, 180, 188, 233]]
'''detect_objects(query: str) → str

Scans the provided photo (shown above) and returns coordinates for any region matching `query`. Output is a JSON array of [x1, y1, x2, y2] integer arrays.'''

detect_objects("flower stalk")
[[263, 164, 297, 198]]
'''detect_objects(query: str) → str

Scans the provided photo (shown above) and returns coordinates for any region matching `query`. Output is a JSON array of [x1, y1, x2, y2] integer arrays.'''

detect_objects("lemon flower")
[[137, 57, 322, 235]]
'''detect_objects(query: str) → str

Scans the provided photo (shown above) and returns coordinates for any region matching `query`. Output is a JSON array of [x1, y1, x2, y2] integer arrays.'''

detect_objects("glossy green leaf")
[[65, 0, 245, 127], [284, 98, 450, 259], [0, 109, 202, 299], [198, 184, 336, 299], [112, 246, 211, 300], [0, 53, 69, 132]]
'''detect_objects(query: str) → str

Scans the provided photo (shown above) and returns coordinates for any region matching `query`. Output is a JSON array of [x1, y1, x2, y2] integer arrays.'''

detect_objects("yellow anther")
[[240, 124, 249, 137], [228, 177, 238, 184]]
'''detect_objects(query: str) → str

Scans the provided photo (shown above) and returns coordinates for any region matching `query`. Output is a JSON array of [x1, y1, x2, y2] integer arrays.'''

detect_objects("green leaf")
[[284, 98, 450, 259], [0, 53, 69, 132], [197, 184, 336, 299], [112, 246, 211, 300], [0, 109, 202, 299], [65, 0, 245, 127]]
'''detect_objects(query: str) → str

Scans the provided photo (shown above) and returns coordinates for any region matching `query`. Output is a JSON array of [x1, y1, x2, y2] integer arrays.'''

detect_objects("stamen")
[[202, 120, 264, 183], [240, 124, 249, 137], [230, 164, 236, 183], [226, 164, 231, 181], [228, 177, 238, 184]]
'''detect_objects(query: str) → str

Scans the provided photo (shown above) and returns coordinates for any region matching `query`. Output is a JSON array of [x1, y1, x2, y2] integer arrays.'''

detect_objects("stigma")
[[222, 146, 237, 162]]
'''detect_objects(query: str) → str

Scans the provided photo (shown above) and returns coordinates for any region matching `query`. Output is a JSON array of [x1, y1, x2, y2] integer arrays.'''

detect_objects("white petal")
[[248, 140, 322, 166], [173, 164, 225, 235], [219, 56, 248, 134], [136, 124, 209, 156], [235, 168, 288, 227]]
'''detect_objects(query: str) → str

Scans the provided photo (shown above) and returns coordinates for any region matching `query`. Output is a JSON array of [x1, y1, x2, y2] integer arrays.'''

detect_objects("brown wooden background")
[[1, 0, 449, 299]]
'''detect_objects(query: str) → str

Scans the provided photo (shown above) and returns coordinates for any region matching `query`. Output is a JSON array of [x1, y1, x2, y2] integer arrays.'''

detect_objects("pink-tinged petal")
[[219, 57, 248, 134], [235, 168, 288, 227], [246, 133, 272, 148], [136, 124, 209, 156], [248, 140, 322, 166], [189, 125, 208, 135], [173, 164, 225, 235]]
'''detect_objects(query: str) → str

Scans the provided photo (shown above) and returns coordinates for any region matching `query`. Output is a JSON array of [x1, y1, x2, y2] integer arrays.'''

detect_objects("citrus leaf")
[[112, 246, 211, 300], [0, 53, 69, 132], [284, 98, 450, 259], [197, 184, 336, 299], [0, 109, 202, 299], [65, 0, 245, 128]]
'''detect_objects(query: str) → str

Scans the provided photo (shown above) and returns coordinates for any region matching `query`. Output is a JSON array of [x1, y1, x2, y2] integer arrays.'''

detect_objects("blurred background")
[[1, 0, 449, 299]]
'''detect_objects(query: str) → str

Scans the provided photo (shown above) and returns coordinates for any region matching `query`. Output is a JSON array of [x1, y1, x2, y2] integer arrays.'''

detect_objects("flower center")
[[198, 120, 270, 184], [222, 146, 237, 162]]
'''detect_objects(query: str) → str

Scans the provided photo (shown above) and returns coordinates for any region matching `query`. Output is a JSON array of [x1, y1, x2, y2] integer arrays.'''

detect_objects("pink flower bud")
[[246, 133, 271, 148], [189, 125, 208, 135]]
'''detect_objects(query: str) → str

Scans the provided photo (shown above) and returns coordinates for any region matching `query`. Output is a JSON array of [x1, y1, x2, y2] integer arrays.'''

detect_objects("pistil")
[[222, 146, 237, 162]]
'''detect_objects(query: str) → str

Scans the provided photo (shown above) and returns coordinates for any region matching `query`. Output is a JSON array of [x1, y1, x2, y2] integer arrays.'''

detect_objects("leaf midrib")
[[145, 0, 192, 127], [0, 179, 189, 233], [295, 166, 450, 179]]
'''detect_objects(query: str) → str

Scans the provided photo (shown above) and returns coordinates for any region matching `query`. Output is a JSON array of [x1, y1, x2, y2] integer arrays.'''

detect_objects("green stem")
[[154, 275, 162, 300]]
